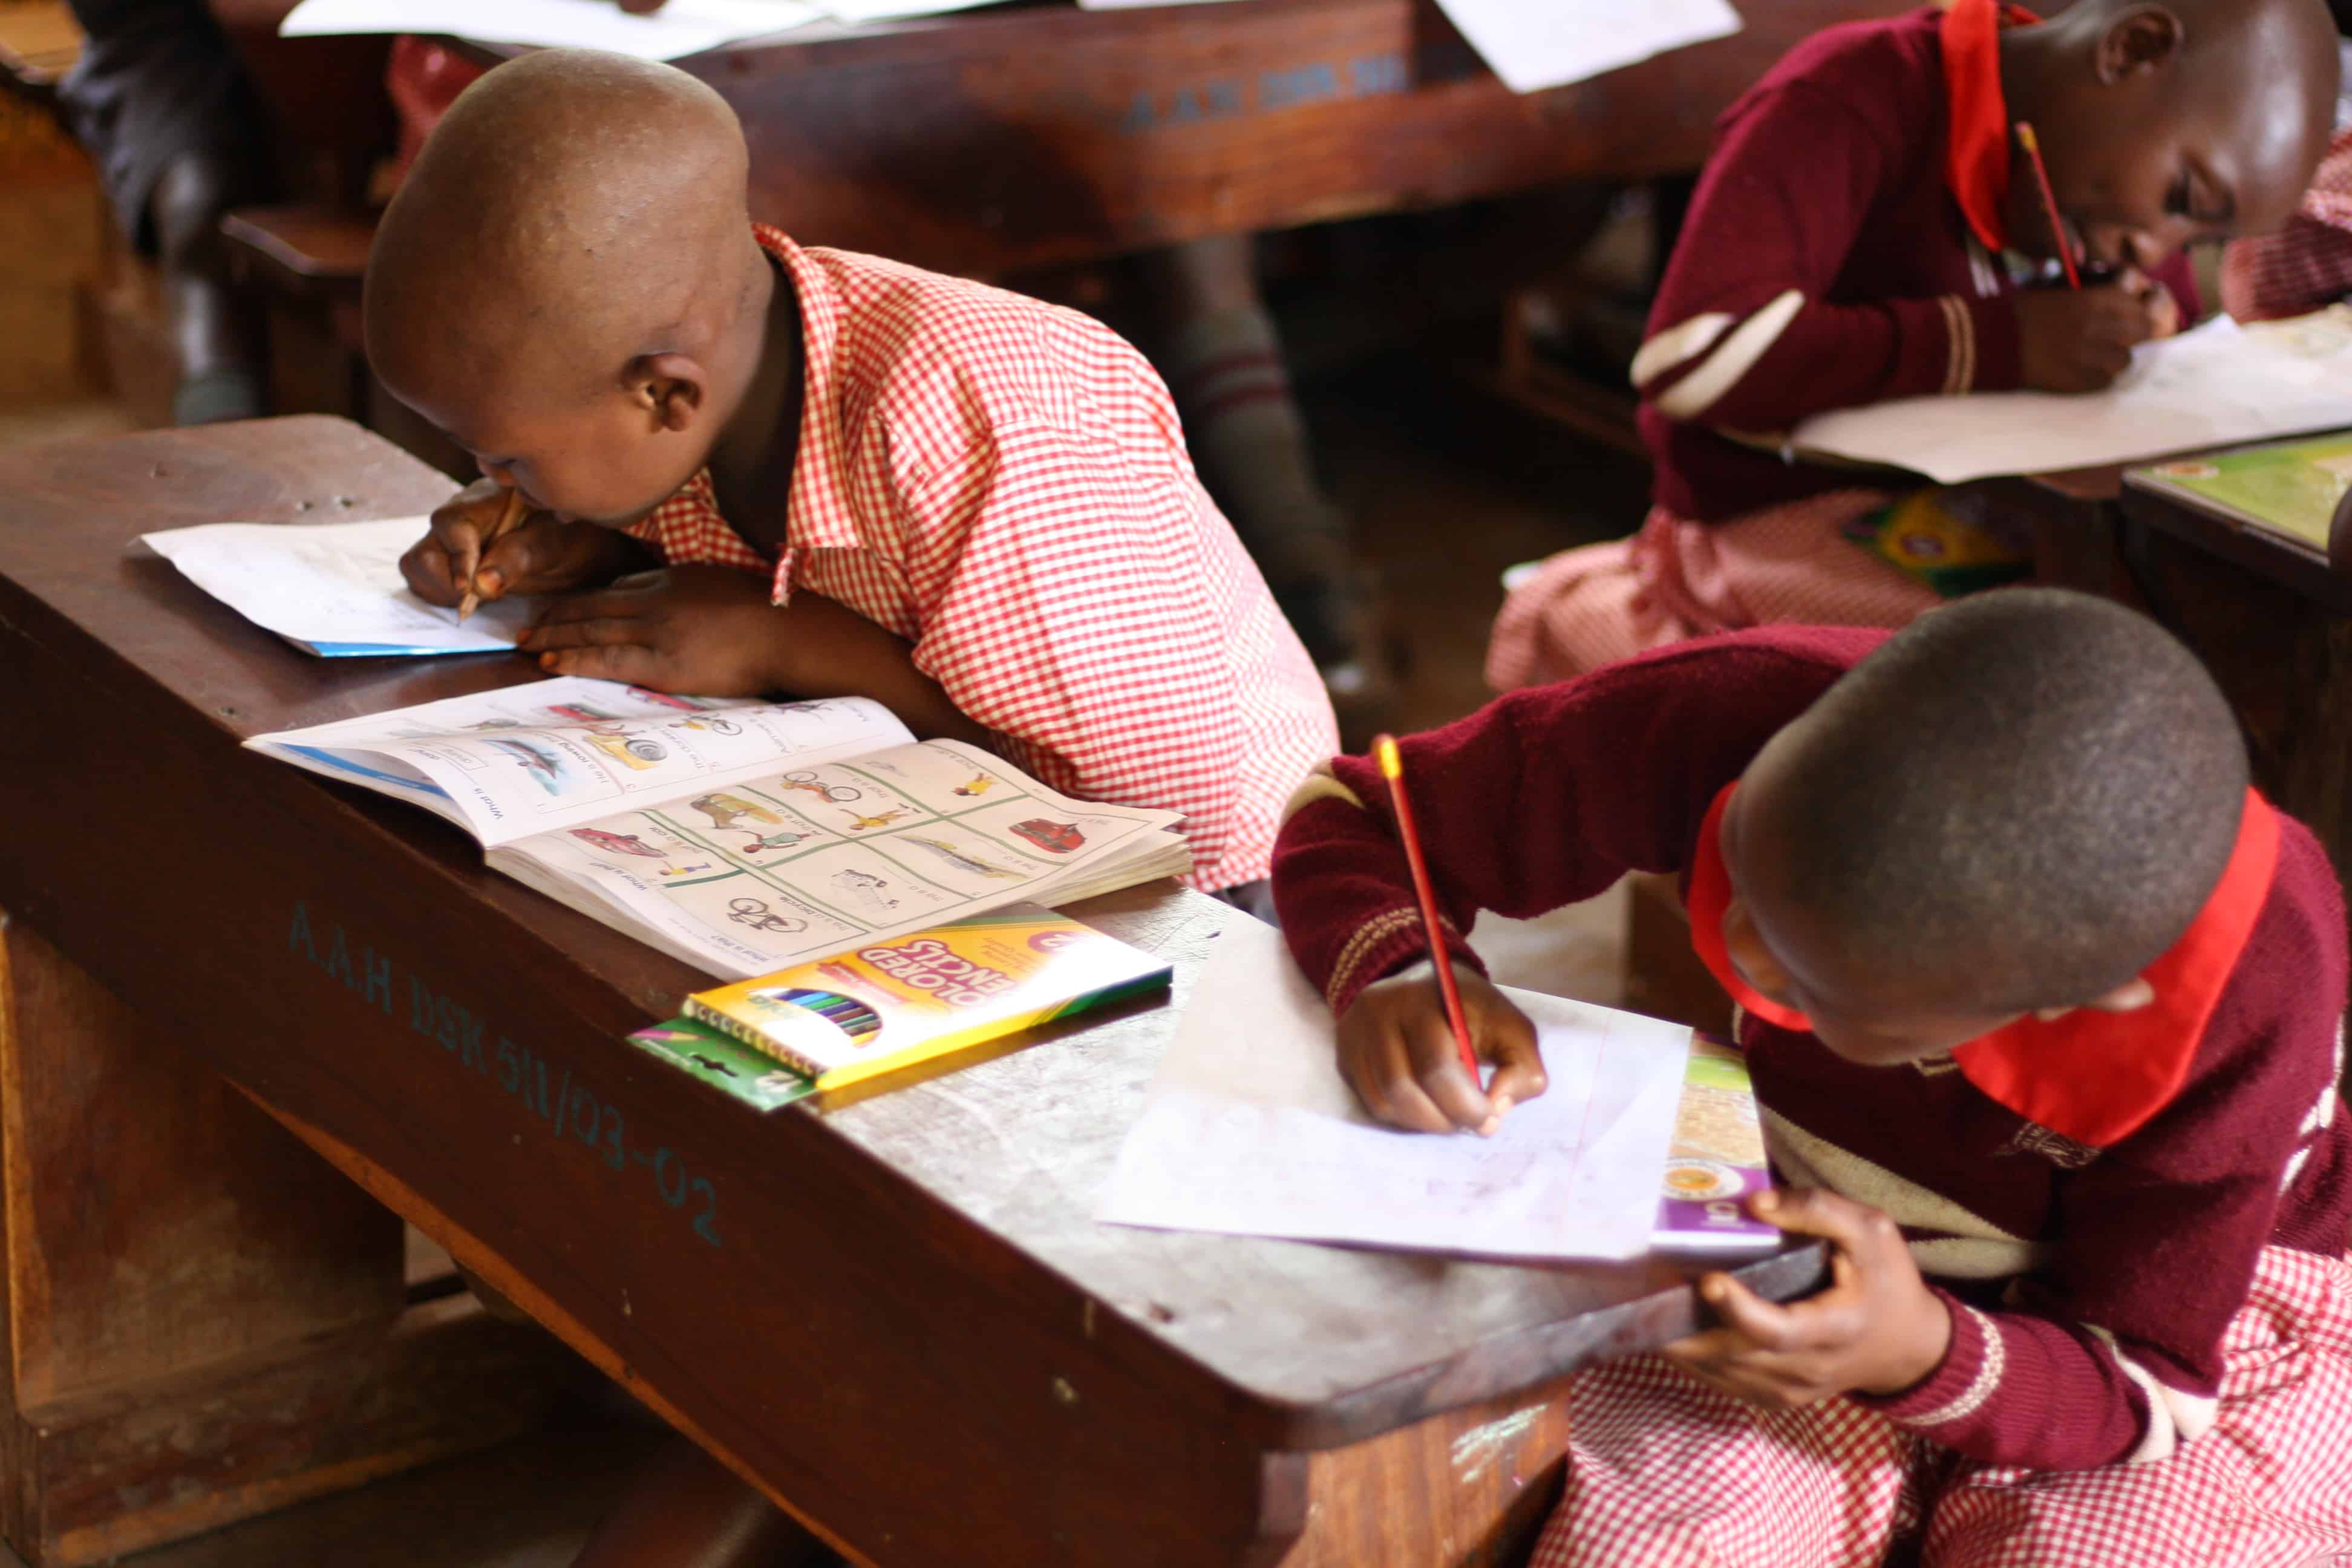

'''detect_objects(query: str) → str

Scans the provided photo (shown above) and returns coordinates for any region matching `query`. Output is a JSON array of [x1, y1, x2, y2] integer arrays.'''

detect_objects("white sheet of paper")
[[1099, 916, 1691, 1262], [1431, 0, 1741, 94], [807, 0, 1005, 22], [279, 0, 819, 60], [143, 515, 534, 654], [1791, 309, 2352, 485]]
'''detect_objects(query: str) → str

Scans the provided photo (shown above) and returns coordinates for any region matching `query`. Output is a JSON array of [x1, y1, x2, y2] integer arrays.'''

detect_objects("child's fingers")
[[538, 644, 660, 682], [1405, 1011, 1497, 1131], [1356, 1030, 1465, 1134], [1479, 1004, 1547, 1110], [1746, 1187, 1884, 1258], [519, 615, 647, 653], [401, 538, 463, 607]]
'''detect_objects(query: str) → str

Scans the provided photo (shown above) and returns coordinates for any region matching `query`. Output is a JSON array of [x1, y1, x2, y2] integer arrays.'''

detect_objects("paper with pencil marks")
[[1100, 915, 1690, 1262]]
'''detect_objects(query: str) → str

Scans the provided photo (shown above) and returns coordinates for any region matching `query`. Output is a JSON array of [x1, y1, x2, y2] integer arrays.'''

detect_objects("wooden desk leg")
[[0, 913, 586, 1566], [1270, 1380, 1576, 1568]]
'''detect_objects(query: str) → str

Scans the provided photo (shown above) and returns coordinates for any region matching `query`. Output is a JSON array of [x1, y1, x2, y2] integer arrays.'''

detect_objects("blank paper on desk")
[[1099, 915, 1690, 1262], [1434, 0, 1740, 94], [1789, 309, 2352, 485]]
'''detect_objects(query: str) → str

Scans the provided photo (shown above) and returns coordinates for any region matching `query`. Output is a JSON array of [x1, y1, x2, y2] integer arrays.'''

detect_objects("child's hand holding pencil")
[[398, 480, 638, 615], [1335, 962, 1548, 1137]]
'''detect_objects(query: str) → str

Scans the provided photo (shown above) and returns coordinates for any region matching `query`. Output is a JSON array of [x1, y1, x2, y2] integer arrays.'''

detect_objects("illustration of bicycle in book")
[[724, 897, 809, 936], [774, 770, 861, 805]]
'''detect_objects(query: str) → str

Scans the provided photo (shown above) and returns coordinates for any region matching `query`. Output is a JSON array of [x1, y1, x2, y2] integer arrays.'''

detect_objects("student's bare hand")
[[400, 480, 631, 607], [2016, 283, 2159, 393], [1335, 963, 1547, 1136], [1662, 1188, 1951, 1406], [518, 564, 791, 694]]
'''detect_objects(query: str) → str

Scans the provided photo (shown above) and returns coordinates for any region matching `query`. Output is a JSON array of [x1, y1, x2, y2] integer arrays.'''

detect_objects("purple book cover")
[[1652, 1031, 1780, 1253]]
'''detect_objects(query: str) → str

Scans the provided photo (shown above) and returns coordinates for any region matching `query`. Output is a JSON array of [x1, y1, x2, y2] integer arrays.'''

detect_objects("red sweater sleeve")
[[1635, 83, 2023, 436], [1857, 823, 2351, 1470], [1270, 630, 1872, 1014]]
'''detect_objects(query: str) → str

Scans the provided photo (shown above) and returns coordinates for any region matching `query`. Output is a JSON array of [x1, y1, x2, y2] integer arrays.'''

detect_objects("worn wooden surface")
[[0, 416, 1824, 1564], [0, 917, 583, 1566], [663, 0, 1922, 276]]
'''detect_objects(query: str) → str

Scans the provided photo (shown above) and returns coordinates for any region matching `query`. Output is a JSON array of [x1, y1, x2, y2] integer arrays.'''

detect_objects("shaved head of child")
[[365, 49, 777, 528], [1719, 589, 2249, 1067], [2004, 0, 2339, 275]]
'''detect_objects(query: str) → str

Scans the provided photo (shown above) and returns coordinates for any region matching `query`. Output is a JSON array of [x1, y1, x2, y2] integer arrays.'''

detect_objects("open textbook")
[[1789, 307, 2352, 485], [143, 515, 533, 658], [249, 678, 1190, 976]]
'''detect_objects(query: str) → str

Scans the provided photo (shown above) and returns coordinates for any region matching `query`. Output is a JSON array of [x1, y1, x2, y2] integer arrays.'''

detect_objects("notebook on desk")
[[2128, 431, 2352, 558]]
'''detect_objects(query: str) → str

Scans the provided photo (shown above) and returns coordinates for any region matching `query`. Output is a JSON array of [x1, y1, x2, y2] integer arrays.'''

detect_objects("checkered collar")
[[754, 223, 862, 558]]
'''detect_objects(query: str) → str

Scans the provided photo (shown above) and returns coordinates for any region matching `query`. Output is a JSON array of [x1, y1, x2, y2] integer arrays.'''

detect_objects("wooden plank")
[[0, 417, 1827, 1564], [8, 1294, 583, 1567], [541, 0, 1919, 278], [0, 918, 400, 1410]]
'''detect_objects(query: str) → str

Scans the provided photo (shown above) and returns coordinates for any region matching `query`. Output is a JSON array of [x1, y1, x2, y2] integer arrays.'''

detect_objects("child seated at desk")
[[1274, 590, 2352, 1565], [1488, 0, 2341, 690], [368, 48, 1337, 901]]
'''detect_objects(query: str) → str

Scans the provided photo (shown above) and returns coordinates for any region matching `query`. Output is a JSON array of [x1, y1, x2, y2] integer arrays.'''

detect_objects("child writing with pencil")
[[370, 50, 1335, 1567], [369, 49, 1336, 904], [1488, 0, 2342, 688], [1275, 590, 2352, 1564]]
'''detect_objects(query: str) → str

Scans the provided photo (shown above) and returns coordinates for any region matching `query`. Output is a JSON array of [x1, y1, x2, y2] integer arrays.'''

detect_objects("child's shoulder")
[[1735, 5, 1944, 128], [804, 244, 1154, 421]]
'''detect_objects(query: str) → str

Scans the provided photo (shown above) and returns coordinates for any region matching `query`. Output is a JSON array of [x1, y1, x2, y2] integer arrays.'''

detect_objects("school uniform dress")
[[621, 226, 1338, 894], [1486, 0, 2198, 690], [1273, 626, 2352, 1567]]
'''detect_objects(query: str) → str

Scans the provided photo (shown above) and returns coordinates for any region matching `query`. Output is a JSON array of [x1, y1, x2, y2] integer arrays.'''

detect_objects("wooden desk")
[[2003, 463, 2352, 913], [0, 416, 1822, 1566]]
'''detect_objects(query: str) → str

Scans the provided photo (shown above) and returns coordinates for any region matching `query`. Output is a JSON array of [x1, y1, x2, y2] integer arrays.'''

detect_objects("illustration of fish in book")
[[482, 737, 567, 794], [900, 835, 1022, 879]]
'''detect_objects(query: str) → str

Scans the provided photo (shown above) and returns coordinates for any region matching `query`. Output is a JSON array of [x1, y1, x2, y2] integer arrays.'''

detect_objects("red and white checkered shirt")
[[2223, 124, 2352, 324], [626, 226, 1338, 891]]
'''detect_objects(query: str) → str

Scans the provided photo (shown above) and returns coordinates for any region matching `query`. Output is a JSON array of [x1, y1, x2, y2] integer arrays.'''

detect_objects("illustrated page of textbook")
[[501, 737, 1180, 976], [249, 679, 912, 845], [143, 515, 535, 653], [1100, 916, 1692, 1262]]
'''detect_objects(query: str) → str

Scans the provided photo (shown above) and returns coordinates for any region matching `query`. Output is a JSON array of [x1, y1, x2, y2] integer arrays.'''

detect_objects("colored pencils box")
[[637, 903, 1171, 1099]]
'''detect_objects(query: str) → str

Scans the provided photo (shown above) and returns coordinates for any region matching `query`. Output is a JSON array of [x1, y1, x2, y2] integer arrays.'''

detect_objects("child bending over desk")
[[1275, 590, 2352, 1565], [1488, 0, 2341, 690], [368, 49, 1336, 898]]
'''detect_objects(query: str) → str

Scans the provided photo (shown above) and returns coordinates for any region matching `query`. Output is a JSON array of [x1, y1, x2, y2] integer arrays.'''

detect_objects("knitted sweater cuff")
[[1853, 1288, 1997, 1431]]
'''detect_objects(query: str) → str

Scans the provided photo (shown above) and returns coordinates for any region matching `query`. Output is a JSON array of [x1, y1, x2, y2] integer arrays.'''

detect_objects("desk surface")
[[0, 417, 1820, 1562], [446, 0, 1926, 276]]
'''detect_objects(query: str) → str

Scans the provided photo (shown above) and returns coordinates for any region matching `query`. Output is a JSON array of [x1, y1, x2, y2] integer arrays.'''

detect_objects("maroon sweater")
[[1638, 4, 2200, 522], [1272, 627, 2352, 1473]]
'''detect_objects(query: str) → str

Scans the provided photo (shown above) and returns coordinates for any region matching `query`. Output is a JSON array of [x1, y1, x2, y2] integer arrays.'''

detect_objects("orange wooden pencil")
[[456, 486, 528, 623], [1372, 734, 1482, 1085], [2014, 122, 2080, 290]]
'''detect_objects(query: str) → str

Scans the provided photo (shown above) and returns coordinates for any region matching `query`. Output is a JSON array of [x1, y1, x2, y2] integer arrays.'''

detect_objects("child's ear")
[[2036, 975, 2157, 1022], [625, 353, 708, 433], [2095, 5, 2184, 84]]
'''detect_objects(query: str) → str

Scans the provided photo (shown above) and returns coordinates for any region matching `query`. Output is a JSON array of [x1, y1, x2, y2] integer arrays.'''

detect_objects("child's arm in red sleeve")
[[1271, 633, 1869, 1014], [1635, 84, 2022, 437]]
